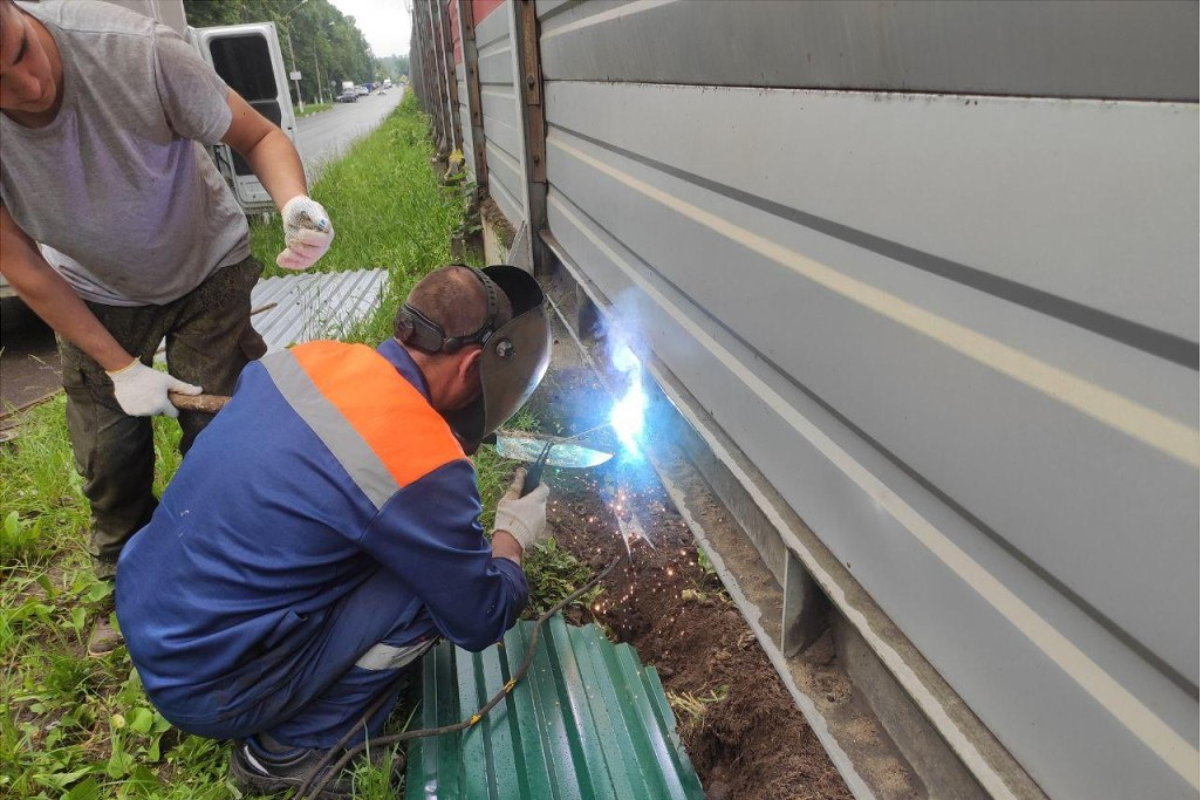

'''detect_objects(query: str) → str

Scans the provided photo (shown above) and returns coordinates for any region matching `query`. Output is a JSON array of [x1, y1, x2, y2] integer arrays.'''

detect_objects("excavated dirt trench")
[[520, 320, 853, 800]]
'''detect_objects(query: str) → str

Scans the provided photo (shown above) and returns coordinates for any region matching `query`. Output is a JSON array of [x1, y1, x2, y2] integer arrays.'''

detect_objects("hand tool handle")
[[169, 392, 231, 414], [521, 442, 552, 496], [521, 462, 544, 496]]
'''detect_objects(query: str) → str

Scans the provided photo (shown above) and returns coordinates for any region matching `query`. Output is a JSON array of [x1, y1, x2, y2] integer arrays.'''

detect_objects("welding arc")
[[295, 553, 628, 799]]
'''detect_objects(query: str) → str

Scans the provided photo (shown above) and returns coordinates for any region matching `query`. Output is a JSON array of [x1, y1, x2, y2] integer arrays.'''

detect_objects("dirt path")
[[0, 312, 61, 436], [526, 347, 853, 800]]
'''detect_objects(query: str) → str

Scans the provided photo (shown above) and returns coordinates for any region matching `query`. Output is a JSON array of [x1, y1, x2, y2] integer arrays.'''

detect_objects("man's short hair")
[[395, 265, 513, 344]]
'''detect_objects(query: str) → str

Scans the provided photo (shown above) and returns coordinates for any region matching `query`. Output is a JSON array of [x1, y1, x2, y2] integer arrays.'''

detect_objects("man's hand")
[[106, 359, 201, 418], [277, 196, 334, 270], [494, 468, 551, 551]]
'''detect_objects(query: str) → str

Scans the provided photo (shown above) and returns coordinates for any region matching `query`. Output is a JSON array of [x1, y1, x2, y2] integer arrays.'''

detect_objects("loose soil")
[[528, 360, 853, 800]]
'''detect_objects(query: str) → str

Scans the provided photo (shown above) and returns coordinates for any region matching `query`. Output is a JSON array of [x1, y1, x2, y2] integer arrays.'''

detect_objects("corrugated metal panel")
[[155, 269, 389, 363], [536, 0, 1198, 102], [249, 269, 389, 353], [405, 617, 706, 800], [476, 0, 526, 227], [536, 5, 1199, 800]]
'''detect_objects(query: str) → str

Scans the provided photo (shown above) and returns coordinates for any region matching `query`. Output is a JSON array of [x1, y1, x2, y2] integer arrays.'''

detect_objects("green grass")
[[250, 92, 461, 287], [0, 92, 596, 799], [295, 102, 333, 118]]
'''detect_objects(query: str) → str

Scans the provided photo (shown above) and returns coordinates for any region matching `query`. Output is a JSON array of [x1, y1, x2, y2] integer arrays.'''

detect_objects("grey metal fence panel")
[[537, 4, 1200, 799], [456, 61, 473, 176], [477, 41, 515, 88], [478, 90, 521, 154], [474, 2, 510, 50], [476, 0, 526, 225], [544, 88, 1200, 679], [486, 139, 525, 227], [545, 81, 1199, 387], [536, 0, 1198, 102], [549, 183, 1199, 800]]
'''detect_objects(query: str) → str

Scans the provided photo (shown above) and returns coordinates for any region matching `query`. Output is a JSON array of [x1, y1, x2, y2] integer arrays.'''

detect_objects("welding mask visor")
[[444, 265, 551, 454]]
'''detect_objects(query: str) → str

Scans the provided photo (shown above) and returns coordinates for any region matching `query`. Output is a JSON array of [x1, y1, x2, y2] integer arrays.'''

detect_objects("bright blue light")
[[611, 376, 647, 457], [609, 342, 647, 459]]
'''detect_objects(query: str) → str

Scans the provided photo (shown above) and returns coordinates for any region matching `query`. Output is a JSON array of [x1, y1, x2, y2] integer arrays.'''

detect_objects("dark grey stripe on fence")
[[553, 124, 1199, 370]]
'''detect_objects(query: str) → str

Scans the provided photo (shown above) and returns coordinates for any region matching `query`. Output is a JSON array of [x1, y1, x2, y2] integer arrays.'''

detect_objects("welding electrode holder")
[[521, 441, 553, 497]]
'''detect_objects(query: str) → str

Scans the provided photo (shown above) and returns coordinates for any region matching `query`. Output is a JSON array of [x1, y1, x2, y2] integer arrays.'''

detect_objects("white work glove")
[[493, 468, 551, 550], [106, 359, 201, 418], [276, 195, 334, 270]]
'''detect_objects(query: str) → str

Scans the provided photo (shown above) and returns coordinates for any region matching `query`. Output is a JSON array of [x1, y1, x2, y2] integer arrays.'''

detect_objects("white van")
[[188, 20, 297, 212]]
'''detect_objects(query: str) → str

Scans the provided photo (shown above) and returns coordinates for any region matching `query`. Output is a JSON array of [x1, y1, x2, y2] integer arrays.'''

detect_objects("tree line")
[[183, 0, 402, 103]]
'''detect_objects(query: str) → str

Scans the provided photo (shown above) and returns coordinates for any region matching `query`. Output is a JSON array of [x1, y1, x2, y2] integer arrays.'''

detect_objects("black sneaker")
[[229, 735, 403, 799]]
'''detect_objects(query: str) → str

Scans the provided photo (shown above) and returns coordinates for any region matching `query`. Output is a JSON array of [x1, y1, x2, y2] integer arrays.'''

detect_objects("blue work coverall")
[[116, 339, 529, 747]]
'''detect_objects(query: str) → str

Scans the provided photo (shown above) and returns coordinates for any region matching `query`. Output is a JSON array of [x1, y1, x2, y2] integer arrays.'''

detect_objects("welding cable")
[[295, 553, 627, 800]]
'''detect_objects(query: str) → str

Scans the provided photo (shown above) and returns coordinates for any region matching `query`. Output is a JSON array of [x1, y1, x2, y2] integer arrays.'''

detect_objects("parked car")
[[336, 90, 357, 103]]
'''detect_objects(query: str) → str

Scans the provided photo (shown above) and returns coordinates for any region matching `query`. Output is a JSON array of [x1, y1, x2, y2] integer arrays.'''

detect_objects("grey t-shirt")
[[0, 0, 250, 306]]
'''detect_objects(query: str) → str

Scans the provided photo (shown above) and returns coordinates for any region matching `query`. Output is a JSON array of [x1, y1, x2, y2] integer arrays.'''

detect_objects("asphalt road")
[[0, 89, 406, 422], [296, 88, 404, 182]]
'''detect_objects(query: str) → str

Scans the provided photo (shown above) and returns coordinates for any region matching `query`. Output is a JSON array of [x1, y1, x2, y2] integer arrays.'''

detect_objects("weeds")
[[2, 509, 41, 563], [521, 538, 604, 617], [667, 685, 730, 736], [250, 94, 460, 293], [688, 545, 731, 604]]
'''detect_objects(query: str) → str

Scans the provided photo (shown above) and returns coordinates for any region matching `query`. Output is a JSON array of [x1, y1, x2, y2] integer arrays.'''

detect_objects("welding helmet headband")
[[440, 265, 551, 454], [394, 267, 501, 354]]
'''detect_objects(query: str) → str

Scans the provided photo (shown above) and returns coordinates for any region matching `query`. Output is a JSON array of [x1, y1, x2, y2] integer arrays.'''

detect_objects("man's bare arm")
[[220, 89, 308, 210], [0, 206, 132, 371], [491, 529, 524, 566]]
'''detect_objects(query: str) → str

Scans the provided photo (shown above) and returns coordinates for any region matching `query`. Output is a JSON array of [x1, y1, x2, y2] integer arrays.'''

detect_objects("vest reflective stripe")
[[291, 342, 465, 488], [264, 350, 400, 509], [355, 640, 434, 671]]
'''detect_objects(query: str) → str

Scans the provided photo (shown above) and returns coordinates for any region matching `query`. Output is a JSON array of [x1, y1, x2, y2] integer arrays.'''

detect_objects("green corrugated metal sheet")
[[404, 617, 706, 800]]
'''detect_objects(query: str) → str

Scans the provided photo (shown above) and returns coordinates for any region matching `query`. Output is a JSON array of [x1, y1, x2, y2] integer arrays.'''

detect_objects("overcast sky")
[[328, 0, 412, 58]]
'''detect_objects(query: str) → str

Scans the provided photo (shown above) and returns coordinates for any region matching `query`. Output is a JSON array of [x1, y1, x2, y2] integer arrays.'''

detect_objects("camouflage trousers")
[[57, 256, 268, 580]]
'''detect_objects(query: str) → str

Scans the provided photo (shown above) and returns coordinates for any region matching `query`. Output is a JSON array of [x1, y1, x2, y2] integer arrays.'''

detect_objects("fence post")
[[457, 0, 489, 188], [407, 22, 424, 110], [430, 0, 460, 155], [512, 0, 548, 274], [438, 0, 464, 156], [423, 0, 450, 154]]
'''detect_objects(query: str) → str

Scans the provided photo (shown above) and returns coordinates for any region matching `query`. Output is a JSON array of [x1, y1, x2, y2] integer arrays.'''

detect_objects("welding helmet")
[[398, 265, 550, 455]]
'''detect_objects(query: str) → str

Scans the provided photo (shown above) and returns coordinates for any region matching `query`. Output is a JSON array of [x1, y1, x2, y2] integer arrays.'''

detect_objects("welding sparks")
[[610, 341, 648, 458], [600, 482, 655, 555]]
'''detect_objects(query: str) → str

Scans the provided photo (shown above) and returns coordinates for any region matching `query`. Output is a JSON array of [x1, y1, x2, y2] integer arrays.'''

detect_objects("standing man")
[[117, 265, 553, 796], [0, 0, 334, 654]]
